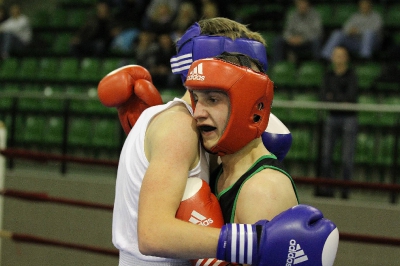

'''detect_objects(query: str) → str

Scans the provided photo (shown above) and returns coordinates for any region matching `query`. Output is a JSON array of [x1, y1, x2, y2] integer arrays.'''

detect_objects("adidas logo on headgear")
[[188, 210, 213, 226], [286, 239, 309, 265], [187, 63, 205, 81]]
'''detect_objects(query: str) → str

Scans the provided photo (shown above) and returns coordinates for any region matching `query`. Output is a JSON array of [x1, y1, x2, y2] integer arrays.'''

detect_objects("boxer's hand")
[[217, 205, 339, 266], [262, 113, 292, 161], [176, 178, 234, 266], [97, 65, 163, 134]]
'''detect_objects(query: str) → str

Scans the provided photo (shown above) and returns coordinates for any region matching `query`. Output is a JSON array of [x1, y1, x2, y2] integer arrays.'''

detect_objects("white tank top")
[[112, 98, 209, 265]]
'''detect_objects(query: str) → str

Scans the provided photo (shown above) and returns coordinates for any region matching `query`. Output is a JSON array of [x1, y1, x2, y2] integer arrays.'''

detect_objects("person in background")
[[70, 1, 115, 57], [141, 0, 180, 34], [272, 0, 322, 65], [321, 0, 383, 60], [0, 4, 31, 59], [171, 1, 198, 41], [318, 46, 358, 199]]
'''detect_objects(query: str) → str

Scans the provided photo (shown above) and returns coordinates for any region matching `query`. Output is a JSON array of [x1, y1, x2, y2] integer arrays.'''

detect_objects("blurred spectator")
[[70, 1, 115, 57], [272, 0, 322, 65], [151, 33, 181, 87], [192, 0, 229, 18], [171, 1, 197, 41], [111, 0, 147, 29], [141, 0, 180, 34], [0, 4, 32, 59], [201, 1, 219, 19], [321, 0, 383, 60], [317, 46, 359, 199], [0, 5, 8, 23], [110, 24, 139, 54], [133, 30, 159, 71]]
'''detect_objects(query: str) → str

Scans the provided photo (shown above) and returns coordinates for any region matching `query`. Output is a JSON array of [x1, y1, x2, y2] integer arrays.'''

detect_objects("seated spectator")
[[171, 1, 198, 41], [133, 30, 159, 70], [201, 1, 220, 19], [151, 33, 181, 88], [321, 0, 383, 60], [141, 0, 180, 34], [272, 0, 322, 65], [70, 1, 115, 57], [0, 4, 32, 59]]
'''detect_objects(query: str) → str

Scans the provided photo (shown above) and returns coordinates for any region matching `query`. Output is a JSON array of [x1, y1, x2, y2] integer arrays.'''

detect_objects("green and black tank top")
[[210, 154, 299, 223]]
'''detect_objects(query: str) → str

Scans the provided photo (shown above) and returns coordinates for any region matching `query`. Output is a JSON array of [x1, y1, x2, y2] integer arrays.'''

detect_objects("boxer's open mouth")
[[199, 125, 216, 132]]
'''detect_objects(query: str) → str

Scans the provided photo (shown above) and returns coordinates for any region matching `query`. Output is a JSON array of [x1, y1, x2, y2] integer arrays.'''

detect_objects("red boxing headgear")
[[185, 56, 274, 156]]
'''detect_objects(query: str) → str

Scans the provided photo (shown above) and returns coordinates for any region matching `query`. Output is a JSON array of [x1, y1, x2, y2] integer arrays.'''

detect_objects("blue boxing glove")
[[216, 205, 339, 266], [262, 113, 292, 161]]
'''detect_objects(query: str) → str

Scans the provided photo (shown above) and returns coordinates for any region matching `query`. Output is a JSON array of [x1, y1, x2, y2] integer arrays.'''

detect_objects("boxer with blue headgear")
[[170, 17, 292, 161]]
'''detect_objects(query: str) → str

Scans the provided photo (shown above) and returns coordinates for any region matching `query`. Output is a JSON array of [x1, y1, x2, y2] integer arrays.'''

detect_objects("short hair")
[[198, 17, 266, 46]]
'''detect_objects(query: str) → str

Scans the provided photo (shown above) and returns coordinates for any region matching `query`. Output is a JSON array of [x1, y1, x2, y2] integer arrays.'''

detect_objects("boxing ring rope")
[[0, 230, 118, 257]]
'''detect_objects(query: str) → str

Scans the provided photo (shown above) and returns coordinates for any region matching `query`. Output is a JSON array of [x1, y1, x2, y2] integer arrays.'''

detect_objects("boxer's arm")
[[235, 170, 298, 224], [137, 106, 220, 259]]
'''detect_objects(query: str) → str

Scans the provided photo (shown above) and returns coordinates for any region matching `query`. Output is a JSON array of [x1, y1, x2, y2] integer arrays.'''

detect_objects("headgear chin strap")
[[185, 56, 274, 156], [170, 22, 268, 83]]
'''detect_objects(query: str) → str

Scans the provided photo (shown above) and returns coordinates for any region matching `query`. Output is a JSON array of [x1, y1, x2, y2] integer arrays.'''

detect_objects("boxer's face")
[[191, 90, 230, 150]]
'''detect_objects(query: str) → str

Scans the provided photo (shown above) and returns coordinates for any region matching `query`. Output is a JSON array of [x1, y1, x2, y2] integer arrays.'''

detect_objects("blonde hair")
[[198, 17, 266, 46]]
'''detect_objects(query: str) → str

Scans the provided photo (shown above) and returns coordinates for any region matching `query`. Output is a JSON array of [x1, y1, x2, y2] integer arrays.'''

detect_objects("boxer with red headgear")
[[186, 52, 299, 223]]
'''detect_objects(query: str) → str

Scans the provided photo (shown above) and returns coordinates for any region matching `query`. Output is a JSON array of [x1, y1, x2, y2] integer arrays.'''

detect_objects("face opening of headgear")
[[185, 52, 274, 156], [170, 22, 268, 84]]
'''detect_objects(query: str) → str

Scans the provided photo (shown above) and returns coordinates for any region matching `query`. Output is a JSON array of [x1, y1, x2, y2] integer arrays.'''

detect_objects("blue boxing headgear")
[[170, 22, 268, 83]]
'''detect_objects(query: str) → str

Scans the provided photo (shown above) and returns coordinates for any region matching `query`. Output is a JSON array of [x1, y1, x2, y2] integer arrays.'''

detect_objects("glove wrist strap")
[[217, 224, 258, 265]]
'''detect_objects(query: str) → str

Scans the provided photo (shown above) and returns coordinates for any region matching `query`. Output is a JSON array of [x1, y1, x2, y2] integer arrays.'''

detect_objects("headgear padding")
[[185, 56, 274, 156], [170, 22, 268, 83]]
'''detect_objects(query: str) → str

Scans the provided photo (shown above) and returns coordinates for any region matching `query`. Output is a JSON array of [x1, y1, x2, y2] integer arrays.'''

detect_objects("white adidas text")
[[286, 239, 309, 265]]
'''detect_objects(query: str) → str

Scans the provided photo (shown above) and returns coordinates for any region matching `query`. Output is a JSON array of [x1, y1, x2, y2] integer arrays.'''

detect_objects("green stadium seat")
[[271, 90, 291, 121], [296, 61, 324, 89], [44, 116, 64, 146], [67, 9, 88, 27], [52, 34, 72, 54], [58, 58, 79, 81], [32, 9, 50, 28], [101, 58, 122, 77], [268, 61, 296, 89], [1, 84, 20, 109], [378, 96, 400, 126], [355, 132, 375, 165], [385, 4, 400, 28], [67, 117, 93, 147], [91, 119, 120, 149], [286, 128, 316, 161], [79, 57, 102, 82], [355, 63, 382, 91], [287, 93, 320, 124], [18, 58, 39, 80], [357, 94, 380, 127], [49, 9, 68, 27], [315, 4, 333, 27], [41, 86, 66, 112], [160, 88, 183, 103], [23, 116, 47, 144], [17, 85, 43, 112], [0, 58, 19, 79], [329, 4, 357, 27], [38, 58, 60, 80], [260, 32, 277, 55], [376, 134, 395, 167]]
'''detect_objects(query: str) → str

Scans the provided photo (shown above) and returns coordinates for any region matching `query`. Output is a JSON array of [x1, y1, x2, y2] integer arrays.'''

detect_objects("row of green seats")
[[0, 57, 124, 82]]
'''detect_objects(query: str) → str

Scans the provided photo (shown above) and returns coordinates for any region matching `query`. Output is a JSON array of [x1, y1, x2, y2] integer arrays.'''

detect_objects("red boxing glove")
[[97, 65, 163, 134], [176, 178, 234, 266]]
